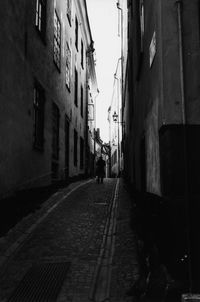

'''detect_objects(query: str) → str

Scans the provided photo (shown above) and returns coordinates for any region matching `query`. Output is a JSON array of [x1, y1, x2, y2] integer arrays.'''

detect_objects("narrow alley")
[[0, 179, 138, 302], [1, 0, 200, 300]]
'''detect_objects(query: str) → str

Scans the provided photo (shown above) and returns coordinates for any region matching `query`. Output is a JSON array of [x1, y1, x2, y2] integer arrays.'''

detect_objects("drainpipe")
[[116, 1, 123, 107], [176, 0, 186, 124], [176, 0, 193, 292]]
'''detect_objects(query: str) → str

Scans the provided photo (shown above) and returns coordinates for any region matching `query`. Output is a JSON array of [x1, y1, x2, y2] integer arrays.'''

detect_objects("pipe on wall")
[[176, 0, 186, 124], [176, 0, 193, 292]]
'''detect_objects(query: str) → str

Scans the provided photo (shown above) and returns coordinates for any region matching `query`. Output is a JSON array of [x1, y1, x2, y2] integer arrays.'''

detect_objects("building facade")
[[121, 0, 200, 289], [122, 0, 200, 197], [0, 0, 97, 198]]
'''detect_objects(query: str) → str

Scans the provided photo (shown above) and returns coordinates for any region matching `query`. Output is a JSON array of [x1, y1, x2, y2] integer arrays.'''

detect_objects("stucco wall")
[[0, 0, 93, 197]]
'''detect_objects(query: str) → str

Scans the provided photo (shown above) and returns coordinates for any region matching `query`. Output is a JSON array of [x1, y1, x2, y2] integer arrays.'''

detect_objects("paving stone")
[[0, 178, 140, 302]]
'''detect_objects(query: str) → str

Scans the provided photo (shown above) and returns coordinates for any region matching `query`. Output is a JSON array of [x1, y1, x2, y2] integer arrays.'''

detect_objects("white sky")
[[86, 0, 121, 143]]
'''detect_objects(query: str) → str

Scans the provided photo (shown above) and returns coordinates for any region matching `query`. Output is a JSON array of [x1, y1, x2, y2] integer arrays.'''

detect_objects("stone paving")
[[0, 178, 139, 302], [110, 180, 140, 302]]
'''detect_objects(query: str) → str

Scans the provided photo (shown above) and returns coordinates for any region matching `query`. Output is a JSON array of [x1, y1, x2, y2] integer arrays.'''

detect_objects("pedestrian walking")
[[96, 156, 105, 184]]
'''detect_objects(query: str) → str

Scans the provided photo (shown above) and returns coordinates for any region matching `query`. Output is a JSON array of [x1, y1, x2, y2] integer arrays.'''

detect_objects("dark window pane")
[[66, 0, 72, 25], [81, 85, 83, 117], [74, 68, 78, 106], [35, 0, 46, 40], [75, 17, 78, 50]]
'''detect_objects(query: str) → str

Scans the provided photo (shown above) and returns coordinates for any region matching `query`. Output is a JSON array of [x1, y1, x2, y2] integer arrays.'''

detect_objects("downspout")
[[108, 106, 112, 177], [116, 1, 124, 109], [86, 42, 96, 177], [176, 0, 192, 292], [176, 0, 186, 124]]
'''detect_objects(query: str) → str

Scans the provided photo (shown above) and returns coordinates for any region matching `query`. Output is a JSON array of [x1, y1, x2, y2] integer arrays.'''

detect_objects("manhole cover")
[[8, 262, 70, 302]]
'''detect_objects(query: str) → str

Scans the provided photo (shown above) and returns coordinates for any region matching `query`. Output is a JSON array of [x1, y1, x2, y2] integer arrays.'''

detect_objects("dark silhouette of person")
[[96, 156, 105, 184]]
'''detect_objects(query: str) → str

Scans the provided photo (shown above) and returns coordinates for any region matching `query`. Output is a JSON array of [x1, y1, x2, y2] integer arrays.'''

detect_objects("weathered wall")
[[124, 0, 200, 196], [0, 0, 93, 197]]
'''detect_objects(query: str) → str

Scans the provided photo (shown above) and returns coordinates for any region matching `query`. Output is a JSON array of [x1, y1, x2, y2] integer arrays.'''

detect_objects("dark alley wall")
[[123, 0, 200, 197], [0, 0, 96, 198]]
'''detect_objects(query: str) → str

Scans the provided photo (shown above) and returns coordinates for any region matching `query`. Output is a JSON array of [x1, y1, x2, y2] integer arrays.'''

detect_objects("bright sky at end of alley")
[[86, 0, 121, 143]]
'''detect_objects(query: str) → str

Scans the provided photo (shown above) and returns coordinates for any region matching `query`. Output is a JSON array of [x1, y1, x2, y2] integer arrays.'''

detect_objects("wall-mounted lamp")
[[112, 111, 125, 125], [113, 111, 118, 122]]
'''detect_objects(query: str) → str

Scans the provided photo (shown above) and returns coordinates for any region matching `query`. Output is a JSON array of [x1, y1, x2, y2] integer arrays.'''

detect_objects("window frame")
[[53, 10, 61, 71], [80, 85, 83, 117], [139, 0, 145, 52], [66, 42, 71, 90], [74, 68, 78, 107], [35, 0, 47, 41], [66, 0, 72, 26], [75, 16, 79, 51], [81, 40, 84, 69]]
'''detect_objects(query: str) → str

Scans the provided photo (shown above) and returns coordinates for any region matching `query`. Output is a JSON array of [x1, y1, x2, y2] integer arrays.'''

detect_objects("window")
[[33, 82, 45, 150], [80, 137, 84, 169], [54, 11, 61, 70], [75, 17, 78, 51], [35, 0, 46, 39], [80, 85, 83, 117], [66, 42, 71, 89], [81, 40, 84, 68], [140, 0, 144, 52], [52, 103, 60, 160], [66, 0, 72, 25], [74, 130, 78, 166], [74, 68, 78, 106]]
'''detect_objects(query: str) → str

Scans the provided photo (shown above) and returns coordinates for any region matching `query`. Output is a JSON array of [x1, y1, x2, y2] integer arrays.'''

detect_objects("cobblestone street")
[[0, 178, 139, 302]]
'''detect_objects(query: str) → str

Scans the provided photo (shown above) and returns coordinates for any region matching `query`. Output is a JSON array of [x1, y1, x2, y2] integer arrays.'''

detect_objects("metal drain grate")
[[8, 262, 70, 302]]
